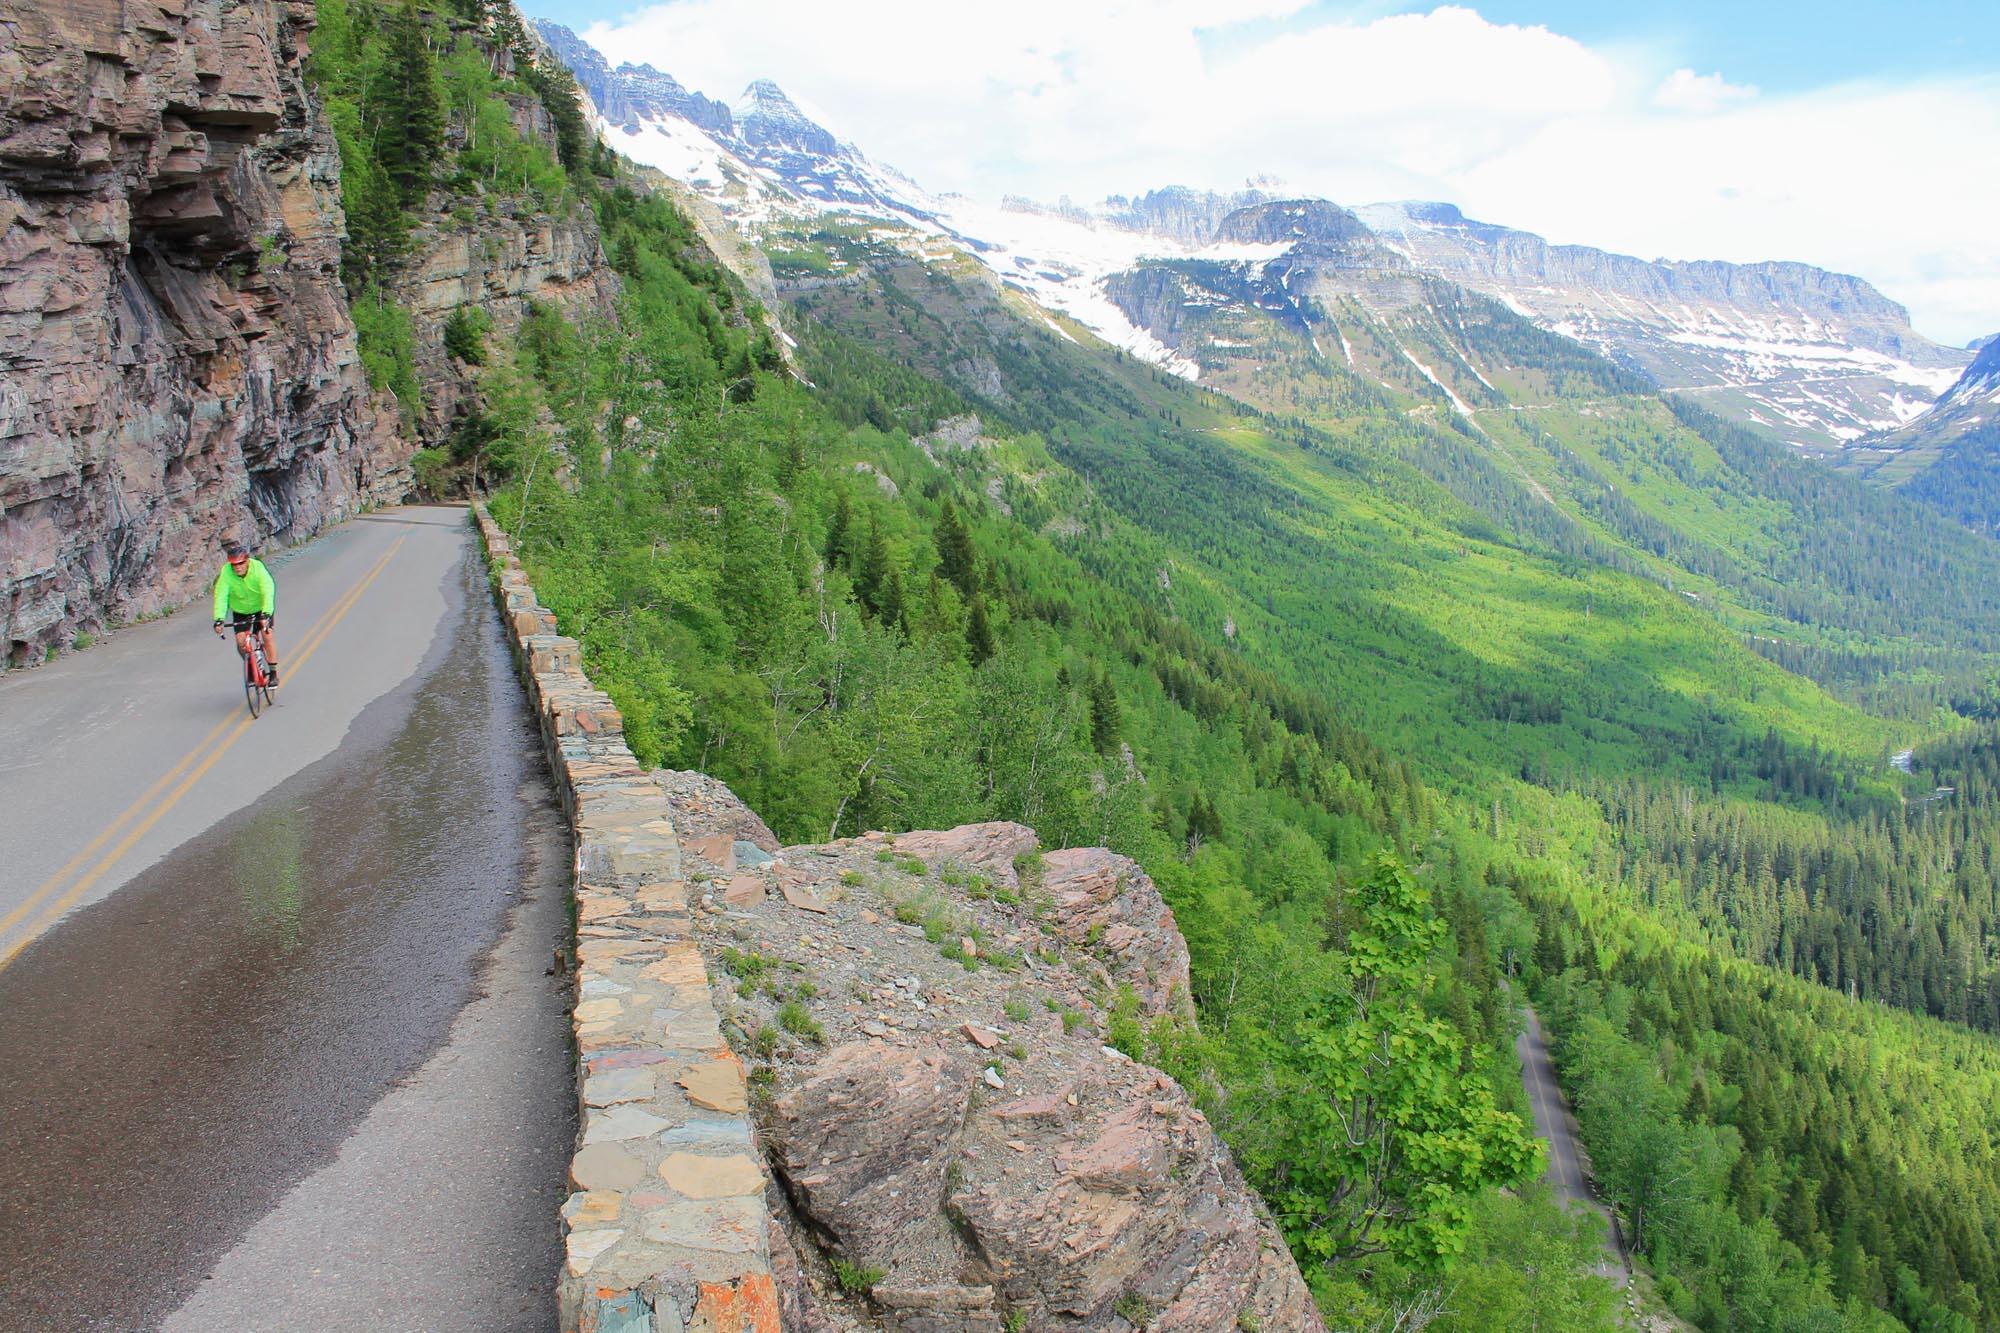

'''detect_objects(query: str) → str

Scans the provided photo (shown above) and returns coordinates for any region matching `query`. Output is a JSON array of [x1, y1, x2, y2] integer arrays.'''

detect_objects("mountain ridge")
[[527, 20, 1970, 463]]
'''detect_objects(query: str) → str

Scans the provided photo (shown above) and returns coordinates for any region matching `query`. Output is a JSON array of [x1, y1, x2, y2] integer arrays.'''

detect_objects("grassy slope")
[[787, 242, 1894, 794]]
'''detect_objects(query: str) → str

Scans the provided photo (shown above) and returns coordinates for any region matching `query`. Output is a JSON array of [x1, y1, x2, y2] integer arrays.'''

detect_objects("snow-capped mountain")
[[534, 20, 939, 227], [1355, 202, 1970, 451], [1863, 338, 2000, 455], [532, 22, 1971, 452]]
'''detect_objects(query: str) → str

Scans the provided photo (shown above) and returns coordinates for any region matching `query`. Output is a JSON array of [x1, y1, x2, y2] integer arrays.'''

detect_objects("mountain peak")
[[1215, 198, 1372, 250], [733, 79, 838, 155], [1400, 201, 1468, 226], [735, 78, 807, 123], [531, 20, 731, 134], [739, 78, 793, 105]]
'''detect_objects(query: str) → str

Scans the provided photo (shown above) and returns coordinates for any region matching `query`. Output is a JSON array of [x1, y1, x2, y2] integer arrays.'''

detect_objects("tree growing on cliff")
[[370, 0, 446, 205]]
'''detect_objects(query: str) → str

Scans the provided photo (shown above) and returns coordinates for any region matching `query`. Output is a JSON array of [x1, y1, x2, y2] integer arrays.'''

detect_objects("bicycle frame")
[[232, 621, 273, 717]]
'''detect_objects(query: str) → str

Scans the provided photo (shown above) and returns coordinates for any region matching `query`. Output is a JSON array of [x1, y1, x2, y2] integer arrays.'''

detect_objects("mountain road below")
[[1517, 1001, 1632, 1290]]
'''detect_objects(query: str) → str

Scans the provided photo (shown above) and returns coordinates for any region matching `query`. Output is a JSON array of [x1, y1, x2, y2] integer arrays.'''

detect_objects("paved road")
[[1517, 1002, 1630, 1284], [0, 507, 574, 1330]]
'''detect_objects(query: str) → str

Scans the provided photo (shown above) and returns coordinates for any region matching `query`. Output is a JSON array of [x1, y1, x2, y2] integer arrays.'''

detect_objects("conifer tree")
[[965, 595, 995, 666], [824, 490, 852, 570], [1088, 671, 1121, 754], [879, 567, 908, 636], [857, 517, 889, 614], [371, 0, 445, 205], [935, 500, 976, 596]]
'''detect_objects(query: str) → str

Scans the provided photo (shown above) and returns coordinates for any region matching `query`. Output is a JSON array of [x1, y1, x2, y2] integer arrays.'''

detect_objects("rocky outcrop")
[[674, 805, 1325, 1332], [1215, 198, 1374, 253], [1099, 186, 1270, 247], [0, 0, 407, 664], [386, 69, 621, 448]]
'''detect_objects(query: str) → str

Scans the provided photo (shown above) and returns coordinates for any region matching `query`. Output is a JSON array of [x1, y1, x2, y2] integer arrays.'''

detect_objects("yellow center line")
[[0, 536, 407, 974], [0, 541, 399, 943]]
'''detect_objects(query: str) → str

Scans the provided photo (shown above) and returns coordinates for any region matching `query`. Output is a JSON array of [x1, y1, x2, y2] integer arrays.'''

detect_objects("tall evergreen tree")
[[370, 0, 446, 205], [935, 500, 977, 596], [824, 490, 853, 570], [1088, 671, 1121, 754], [965, 595, 995, 666], [857, 516, 889, 614]]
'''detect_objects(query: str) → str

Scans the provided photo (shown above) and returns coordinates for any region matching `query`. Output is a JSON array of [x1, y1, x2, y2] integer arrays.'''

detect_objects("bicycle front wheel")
[[245, 659, 264, 719]]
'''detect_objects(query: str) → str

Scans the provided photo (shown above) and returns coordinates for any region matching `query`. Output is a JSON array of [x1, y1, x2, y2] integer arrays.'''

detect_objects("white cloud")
[[1653, 67, 1759, 112], [578, 1, 2000, 344]]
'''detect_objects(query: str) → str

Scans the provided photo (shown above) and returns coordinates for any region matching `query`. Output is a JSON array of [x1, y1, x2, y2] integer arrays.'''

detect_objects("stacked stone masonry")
[[472, 503, 780, 1333]]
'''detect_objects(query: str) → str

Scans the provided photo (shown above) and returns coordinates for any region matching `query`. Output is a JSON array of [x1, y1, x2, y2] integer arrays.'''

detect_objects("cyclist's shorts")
[[230, 611, 272, 632]]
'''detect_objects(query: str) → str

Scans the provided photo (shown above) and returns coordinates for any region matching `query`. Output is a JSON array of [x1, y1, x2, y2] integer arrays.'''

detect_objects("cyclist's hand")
[[213, 620, 224, 637]]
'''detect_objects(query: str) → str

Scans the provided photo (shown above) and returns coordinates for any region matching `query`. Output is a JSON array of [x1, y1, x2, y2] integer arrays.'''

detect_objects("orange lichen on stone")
[[687, 1275, 782, 1332]]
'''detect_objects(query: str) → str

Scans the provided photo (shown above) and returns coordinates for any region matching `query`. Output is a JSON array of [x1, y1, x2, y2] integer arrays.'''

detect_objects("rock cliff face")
[[1099, 186, 1269, 247], [664, 778, 1325, 1332], [0, 0, 407, 664], [386, 85, 620, 447]]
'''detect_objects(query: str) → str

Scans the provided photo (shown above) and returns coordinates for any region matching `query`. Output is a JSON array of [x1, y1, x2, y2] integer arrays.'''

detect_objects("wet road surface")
[[0, 509, 574, 1329]]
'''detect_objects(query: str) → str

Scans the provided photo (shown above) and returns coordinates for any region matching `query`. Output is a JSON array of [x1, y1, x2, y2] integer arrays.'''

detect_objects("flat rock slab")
[[780, 883, 829, 914], [659, 1151, 766, 1201], [687, 834, 737, 870], [572, 1142, 645, 1192], [679, 1060, 748, 1114]]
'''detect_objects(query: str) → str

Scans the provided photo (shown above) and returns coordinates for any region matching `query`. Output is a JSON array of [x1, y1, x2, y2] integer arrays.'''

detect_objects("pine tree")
[[935, 500, 976, 596], [965, 595, 995, 666], [1088, 671, 1121, 754], [518, 52, 590, 170], [825, 490, 853, 570], [857, 517, 889, 614], [879, 567, 908, 635], [370, 0, 445, 205]]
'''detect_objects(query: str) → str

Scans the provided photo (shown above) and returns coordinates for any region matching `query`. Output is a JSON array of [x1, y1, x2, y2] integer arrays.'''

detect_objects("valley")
[[4, 3, 1997, 1329], [512, 26, 2000, 1328]]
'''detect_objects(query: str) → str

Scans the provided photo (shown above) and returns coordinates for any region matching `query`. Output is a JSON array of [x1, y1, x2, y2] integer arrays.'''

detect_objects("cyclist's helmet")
[[224, 540, 248, 563]]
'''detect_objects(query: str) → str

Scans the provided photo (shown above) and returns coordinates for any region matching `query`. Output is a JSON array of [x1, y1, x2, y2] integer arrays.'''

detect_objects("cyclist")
[[212, 540, 279, 686]]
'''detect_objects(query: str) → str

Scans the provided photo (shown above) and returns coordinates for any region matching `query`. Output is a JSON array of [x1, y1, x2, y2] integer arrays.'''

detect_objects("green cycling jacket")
[[212, 556, 276, 620]]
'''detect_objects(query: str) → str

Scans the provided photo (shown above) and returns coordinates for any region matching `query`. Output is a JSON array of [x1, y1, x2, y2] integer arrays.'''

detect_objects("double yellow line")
[[0, 537, 407, 974]]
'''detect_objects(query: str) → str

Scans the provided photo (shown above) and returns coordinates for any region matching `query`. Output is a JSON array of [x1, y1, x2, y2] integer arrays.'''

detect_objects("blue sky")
[[1378, 1, 1999, 90], [549, 2, 2000, 342], [535, 0, 2000, 90]]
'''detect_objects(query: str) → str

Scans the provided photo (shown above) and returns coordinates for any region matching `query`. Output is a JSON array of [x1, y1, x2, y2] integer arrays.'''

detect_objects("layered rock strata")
[[472, 503, 779, 1333], [388, 83, 621, 447], [0, 0, 406, 665]]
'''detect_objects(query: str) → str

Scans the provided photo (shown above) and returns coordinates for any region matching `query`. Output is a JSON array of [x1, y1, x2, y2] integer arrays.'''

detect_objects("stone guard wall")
[[472, 504, 780, 1332]]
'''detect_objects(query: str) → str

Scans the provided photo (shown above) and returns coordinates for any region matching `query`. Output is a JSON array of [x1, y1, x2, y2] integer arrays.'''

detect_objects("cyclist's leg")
[[260, 615, 279, 683], [233, 615, 254, 658]]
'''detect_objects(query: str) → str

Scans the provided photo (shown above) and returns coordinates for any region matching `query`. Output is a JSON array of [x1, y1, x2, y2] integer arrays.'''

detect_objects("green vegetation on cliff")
[[352, 9, 2000, 1327]]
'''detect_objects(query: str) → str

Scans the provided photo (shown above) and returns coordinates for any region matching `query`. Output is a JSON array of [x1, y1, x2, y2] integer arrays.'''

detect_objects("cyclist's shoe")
[[266, 661, 281, 686]]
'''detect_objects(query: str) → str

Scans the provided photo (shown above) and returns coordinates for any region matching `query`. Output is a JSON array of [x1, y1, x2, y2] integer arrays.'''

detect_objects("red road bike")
[[229, 619, 276, 718]]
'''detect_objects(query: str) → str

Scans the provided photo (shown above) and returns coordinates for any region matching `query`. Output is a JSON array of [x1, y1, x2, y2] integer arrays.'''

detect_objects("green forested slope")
[[317, 8, 2000, 1327]]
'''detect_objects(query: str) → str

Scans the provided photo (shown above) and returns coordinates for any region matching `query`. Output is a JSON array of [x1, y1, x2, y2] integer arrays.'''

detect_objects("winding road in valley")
[[1517, 1003, 1632, 1288], [0, 507, 572, 1331]]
